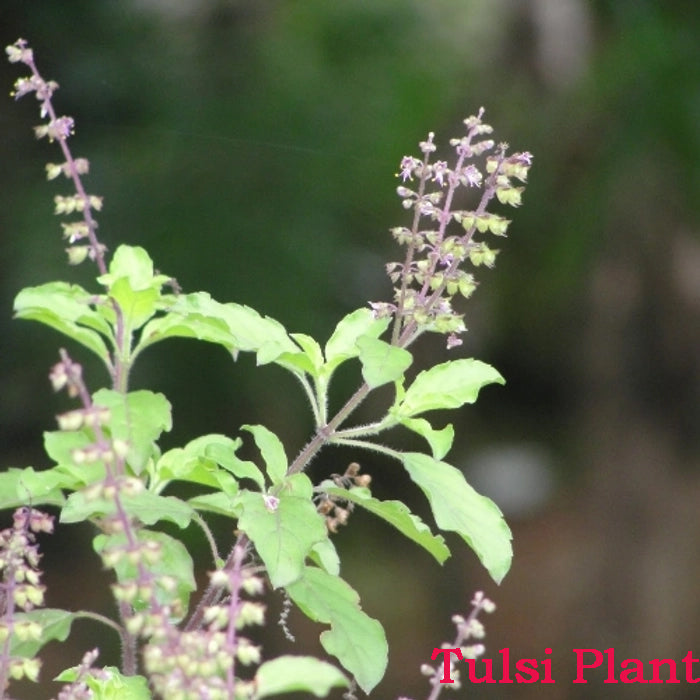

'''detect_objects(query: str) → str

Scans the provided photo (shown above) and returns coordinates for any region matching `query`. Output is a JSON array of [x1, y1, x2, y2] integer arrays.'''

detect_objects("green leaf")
[[161, 292, 299, 363], [10, 609, 76, 657], [94, 530, 195, 617], [152, 447, 238, 496], [356, 336, 412, 388], [98, 245, 170, 294], [255, 656, 348, 698], [54, 667, 150, 700], [186, 434, 264, 488], [233, 303, 297, 353], [61, 490, 194, 529], [289, 333, 324, 373], [324, 309, 390, 374], [154, 434, 263, 493], [308, 538, 341, 576], [53, 462, 105, 492], [13, 282, 111, 362], [401, 452, 512, 584], [139, 292, 311, 376], [0, 467, 66, 509], [396, 358, 504, 417], [97, 246, 174, 333], [238, 474, 327, 588], [270, 349, 317, 377], [187, 491, 241, 519], [286, 566, 388, 694], [242, 424, 287, 485], [138, 306, 236, 354], [321, 485, 450, 564], [394, 415, 454, 460], [92, 389, 172, 474], [109, 279, 161, 331]]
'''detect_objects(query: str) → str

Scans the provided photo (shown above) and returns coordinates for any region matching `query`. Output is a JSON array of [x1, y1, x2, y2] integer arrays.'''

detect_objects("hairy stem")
[[287, 382, 372, 476]]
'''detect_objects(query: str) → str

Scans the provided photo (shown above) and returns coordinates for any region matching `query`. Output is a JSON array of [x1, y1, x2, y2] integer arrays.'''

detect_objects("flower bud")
[[209, 569, 230, 589], [203, 605, 228, 627], [83, 405, 110, 428], [49, 362, 68, 392], [45, 162, 62, 180], [112, 581, 138, 603], [56, 409, 85, 431], [235, 638, 261, 666], [462, 643, 485, 659], [496, 186, 523, 207], [482, 599, 496, 613], [241, 573, 265, 596], [141, 540, 162, 564], [6, 41, 33, 64], [354, 474, 372, 488], [125, 613, 145, 635], [65, 246, 90, 265], [101, 547, 124, 568], [237, 601, 265, 628], [263, 494, 279, 512], [112, 439, 130, 459], [120, 476, 144, 496]]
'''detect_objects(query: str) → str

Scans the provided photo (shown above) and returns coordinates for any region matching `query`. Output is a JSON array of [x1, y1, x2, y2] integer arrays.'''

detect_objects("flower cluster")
[[49, 342, 269, 700], [50, 350, 126, 470], [54, 649, 108, 700], [49, 350, 205, 691], [316, 462, 372, 533], [0, 507, 54, 690], [376, 109, 532, 349], [6, 38, 106, 273], [397, 591, 497, 700], [145, 544, 266, 700]]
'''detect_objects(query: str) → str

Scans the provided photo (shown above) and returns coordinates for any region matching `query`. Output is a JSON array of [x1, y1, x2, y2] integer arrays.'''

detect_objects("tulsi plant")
[[1, 38, 531, 699]]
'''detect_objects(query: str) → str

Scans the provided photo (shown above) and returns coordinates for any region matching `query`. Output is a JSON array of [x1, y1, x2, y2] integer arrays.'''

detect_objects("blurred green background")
[[1, 1, 699, 697]]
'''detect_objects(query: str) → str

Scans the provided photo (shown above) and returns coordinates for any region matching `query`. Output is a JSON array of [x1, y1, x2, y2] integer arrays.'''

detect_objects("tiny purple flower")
[[47, 116, 74, 141], [5, 39, 33, 65], [263, 494, 279, 512], [513, 151, 533, 166], [398, 156, 418, 182], [11, 76, 40, 100], [369, 301, 396, 319], [446, 333, 463, 350], [461, 164, 482, 187], [431, 160, 449, 187], [419, 131, 436, 154]]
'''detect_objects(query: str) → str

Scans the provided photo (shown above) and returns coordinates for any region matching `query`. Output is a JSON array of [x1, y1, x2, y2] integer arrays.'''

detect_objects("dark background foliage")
[[1, 1, 699, 697]]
